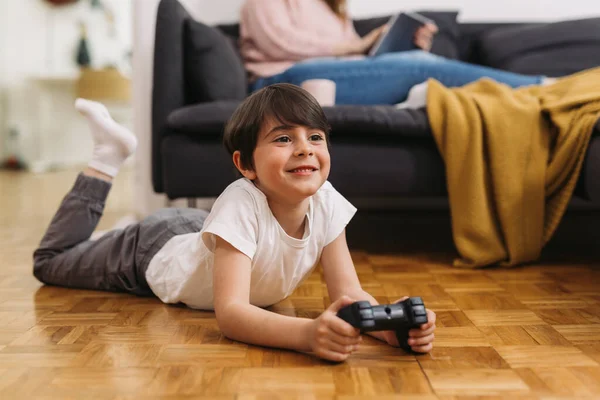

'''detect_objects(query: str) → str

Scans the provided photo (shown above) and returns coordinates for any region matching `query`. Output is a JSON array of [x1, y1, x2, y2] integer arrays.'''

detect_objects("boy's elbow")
[[214, 302, 239, 339]]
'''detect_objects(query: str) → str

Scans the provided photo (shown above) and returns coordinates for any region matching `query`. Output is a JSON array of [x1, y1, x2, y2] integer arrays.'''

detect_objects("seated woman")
[[240, 0, 546, 105]]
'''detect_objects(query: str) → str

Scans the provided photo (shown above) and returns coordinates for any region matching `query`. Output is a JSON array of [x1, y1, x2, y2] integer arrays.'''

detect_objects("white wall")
[[133, 0, 165, 215], [180, 0, 600, 23], [347, 0, 600, 22], [132, 0, 600, 216], [0, 1, 7, 157]]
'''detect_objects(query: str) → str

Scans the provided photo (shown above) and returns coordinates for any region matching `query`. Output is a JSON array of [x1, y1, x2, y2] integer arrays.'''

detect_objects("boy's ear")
[[232, 151, 257, 180]]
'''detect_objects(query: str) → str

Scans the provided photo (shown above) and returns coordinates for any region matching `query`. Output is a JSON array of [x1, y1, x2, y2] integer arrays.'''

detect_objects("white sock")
[[395, 81, 429, 109], [75, 98, 137, 177], [542, 76, 558, 86]]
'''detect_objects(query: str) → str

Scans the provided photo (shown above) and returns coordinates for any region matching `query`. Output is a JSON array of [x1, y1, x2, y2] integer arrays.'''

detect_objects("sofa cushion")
[[184, 18, 247, 103], [161, 133, 446, 199], [161, 128, 600, 202], [167, 102, 432, 140], [324, 105, 431, 140], [165, 103, 600, 203], [477, 18, 600, 76], [168, 100, 241, 137]]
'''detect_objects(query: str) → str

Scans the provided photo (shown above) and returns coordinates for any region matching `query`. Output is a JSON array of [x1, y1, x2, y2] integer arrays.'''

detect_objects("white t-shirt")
[[145, 178, 357, 310]]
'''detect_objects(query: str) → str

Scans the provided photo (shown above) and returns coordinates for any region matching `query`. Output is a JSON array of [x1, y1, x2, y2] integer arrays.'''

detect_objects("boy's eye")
[[310, 134, 324, 141], [274, 136, 291, 143]]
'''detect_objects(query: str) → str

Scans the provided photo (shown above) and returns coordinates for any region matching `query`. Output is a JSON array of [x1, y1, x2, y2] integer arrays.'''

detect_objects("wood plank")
[[424, 368, 530, 396], [495, 345, 599, 368]]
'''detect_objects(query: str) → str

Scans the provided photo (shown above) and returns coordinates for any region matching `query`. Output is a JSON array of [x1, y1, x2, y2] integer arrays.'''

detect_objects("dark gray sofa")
[[152, 0, 600, 207]]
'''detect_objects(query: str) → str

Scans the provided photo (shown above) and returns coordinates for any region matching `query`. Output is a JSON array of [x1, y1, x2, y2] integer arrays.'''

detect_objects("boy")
[[33, 84, 436, 362]]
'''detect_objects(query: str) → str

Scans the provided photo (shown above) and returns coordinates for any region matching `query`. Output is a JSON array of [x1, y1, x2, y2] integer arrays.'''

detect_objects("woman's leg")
[[32, 99, 151, 295], [252, 51, 544, 105]]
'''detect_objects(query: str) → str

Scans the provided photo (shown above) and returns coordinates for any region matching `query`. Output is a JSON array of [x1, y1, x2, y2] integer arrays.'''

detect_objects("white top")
[[145, 178, 357, 310]]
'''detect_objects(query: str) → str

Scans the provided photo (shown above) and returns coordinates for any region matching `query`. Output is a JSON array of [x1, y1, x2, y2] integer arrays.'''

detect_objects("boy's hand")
[[381, 297, 437, 353], [307, 296, 362, 362]]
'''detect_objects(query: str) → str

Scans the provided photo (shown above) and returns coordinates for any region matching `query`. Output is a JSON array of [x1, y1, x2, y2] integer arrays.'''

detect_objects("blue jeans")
[[250, 51, 544, 105]]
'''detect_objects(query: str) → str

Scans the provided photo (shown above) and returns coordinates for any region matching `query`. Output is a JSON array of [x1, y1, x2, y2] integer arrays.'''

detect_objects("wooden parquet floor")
[[2, 168, 600, 399]]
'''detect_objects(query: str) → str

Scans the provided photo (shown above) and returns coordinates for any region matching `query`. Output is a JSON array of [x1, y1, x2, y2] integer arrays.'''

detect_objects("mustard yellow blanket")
[[426, 67, 600, 268]]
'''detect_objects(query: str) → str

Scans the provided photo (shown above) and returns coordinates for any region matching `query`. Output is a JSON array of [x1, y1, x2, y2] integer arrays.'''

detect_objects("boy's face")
[[236, 117, 331, 204]]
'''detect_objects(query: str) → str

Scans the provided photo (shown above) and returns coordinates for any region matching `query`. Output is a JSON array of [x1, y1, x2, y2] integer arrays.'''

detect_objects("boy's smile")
[[287, 165, 318, 175]]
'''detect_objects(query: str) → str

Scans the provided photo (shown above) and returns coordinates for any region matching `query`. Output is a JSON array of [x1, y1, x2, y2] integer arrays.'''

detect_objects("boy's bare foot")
[[76, 98, 137, 177]]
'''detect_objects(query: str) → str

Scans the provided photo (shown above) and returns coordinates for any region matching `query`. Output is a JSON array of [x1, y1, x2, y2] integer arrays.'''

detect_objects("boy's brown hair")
[[223, 83, 331, 171]]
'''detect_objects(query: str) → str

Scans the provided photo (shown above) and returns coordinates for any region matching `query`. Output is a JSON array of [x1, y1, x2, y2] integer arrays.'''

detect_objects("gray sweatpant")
[[33, 173, 208, 296]]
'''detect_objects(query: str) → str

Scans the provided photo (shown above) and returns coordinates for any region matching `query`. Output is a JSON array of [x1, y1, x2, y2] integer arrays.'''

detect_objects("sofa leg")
[[187, 198, 197, 208]]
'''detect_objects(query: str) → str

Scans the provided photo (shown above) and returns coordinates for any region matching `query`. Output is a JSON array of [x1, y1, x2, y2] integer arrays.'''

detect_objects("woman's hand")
[[358, 24, 388, 54], [333, 25, 387, 56], [380, 297, 437, 353], [306, 296, 363, 362], [413, 23, 438, 51]]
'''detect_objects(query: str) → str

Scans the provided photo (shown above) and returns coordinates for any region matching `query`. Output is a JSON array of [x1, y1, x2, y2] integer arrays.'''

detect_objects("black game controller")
[[336, 297, 428, 353]]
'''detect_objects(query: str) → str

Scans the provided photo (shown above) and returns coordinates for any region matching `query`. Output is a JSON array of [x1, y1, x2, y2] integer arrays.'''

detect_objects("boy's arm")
[[320, 229, 389, 342], [212, 237, 312, 352]]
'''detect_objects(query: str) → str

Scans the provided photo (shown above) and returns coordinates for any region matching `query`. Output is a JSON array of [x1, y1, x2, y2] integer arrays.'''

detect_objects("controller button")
[[413, 305, 427, 316], [410, 297, 424, 305], [363, 320, 376, 328], [360, 309, 374, 319], [357, 301, 372, 309], [414, 316, 428, 324]]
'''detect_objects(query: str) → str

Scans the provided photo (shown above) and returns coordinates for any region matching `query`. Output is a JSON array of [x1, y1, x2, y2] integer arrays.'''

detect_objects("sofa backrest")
[[455, 22, 533, 64], [215, 17, 533, 65]]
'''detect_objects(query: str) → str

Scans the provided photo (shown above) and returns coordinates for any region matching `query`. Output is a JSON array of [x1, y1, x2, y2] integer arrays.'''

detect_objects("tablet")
[[368, 12, 434, 57]]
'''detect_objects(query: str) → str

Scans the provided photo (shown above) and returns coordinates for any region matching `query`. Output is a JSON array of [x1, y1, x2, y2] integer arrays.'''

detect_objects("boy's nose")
[[294, 142, 313, 156]]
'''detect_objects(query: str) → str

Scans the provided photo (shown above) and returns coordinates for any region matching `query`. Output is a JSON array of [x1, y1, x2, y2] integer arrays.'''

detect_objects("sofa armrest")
[[152, 0, 191, 193]]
